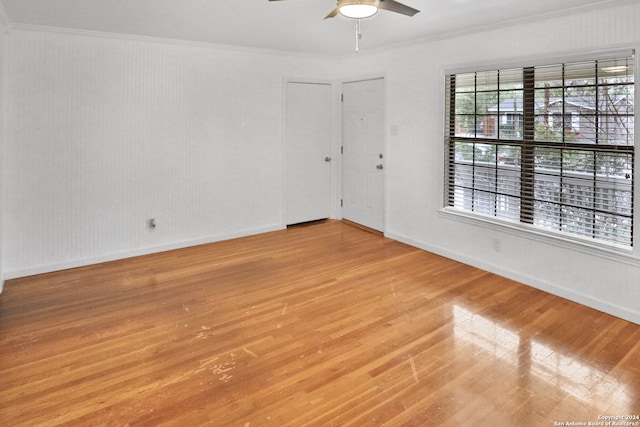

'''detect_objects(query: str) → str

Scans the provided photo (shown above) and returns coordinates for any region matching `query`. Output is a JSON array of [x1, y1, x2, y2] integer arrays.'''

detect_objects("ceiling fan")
[[268, 0, 420, 20], [269, 0, 419, 52]]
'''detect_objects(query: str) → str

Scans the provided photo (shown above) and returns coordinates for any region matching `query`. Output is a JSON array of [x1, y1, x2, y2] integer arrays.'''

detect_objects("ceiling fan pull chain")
[[355, 18, 362, 53]]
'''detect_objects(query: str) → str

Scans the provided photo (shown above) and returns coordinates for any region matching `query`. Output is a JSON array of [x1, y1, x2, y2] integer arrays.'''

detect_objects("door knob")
[[376, 164, 384, 170], [325, 157, 332, 162]]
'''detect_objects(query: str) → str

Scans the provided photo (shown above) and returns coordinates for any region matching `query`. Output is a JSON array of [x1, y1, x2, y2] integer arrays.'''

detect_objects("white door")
[[342, 78, 385, 231], [285, 82, 333, 225]]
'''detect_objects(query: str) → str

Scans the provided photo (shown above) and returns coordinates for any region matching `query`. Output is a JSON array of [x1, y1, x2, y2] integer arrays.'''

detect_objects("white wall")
[[338, 2, 640, 324], [0, 8, 8, 293], [3, 2, 640, 324], [3, 27, 338, 278]]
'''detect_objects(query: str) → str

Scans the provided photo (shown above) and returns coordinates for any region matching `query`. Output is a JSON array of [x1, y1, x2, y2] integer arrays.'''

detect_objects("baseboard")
[[5, 224, 284, 280], [386, 231, 640, 326]]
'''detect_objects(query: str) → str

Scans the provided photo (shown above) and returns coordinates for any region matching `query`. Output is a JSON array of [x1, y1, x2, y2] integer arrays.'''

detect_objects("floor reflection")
[[453, 304, 520, 363], [453, 305, 632, 411], [530, 340, 632, 409]]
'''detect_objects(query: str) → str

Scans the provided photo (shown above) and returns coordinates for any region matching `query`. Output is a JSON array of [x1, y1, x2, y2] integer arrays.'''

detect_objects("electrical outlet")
[[147, 218, 156, 231]]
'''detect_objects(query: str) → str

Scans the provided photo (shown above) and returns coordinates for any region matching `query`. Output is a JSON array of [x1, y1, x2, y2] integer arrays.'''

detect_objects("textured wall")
[[4, 28, 336, 277], [3, 2, 640, 324], [0, 11, 8, 293], [338, 1, 640, 324]]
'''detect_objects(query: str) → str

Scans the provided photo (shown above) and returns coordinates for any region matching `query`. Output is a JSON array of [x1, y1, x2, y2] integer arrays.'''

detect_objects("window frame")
[[441, 49, 638, 258]]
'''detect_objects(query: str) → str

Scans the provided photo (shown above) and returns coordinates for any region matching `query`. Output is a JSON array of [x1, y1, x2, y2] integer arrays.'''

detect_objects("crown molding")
[[7, 22, 336, 60], [3, 0, 635, 60], [336, 0, 639, 59]]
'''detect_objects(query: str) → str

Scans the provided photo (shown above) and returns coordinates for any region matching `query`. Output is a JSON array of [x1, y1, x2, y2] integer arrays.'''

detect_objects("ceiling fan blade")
[[378, 0, 420, 16], [324, 7, 339, 19]]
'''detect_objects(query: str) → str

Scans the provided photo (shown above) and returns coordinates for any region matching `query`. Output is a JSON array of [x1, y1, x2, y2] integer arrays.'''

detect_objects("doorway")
[[284, 81, 334, 225], [341, 78, 385, 231]]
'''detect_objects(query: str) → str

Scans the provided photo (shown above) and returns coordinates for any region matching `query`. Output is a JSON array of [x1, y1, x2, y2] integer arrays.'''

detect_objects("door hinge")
[[341, 93, 344, 102], [341, 199, 343, 207]]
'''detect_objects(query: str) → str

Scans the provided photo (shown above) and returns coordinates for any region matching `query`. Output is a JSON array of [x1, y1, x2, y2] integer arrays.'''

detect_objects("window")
[[445, 53, 635, 247]]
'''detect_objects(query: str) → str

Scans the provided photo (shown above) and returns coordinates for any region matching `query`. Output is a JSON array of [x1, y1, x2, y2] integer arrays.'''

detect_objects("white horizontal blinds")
[[533, 58, 635, 145], [530, 57, 634, 246], [448, 67, 526, 221], [445, 52, 634, 247], [597, 57, 635, 146]]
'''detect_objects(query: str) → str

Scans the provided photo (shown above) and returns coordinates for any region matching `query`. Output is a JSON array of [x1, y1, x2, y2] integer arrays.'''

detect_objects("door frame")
[[281, 78, 342, 227], [338, 75, 387, 233]]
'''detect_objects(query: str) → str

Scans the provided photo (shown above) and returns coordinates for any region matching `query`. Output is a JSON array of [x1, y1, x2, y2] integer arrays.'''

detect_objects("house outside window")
[[445, 53, 635, 248]]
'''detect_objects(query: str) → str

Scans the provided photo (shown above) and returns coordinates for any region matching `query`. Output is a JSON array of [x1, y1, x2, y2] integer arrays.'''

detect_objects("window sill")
[[438, 207, 639, 267]]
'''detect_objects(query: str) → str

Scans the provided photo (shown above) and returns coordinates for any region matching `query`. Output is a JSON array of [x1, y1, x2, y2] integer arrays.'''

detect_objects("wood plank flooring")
[[1, 220, 639, 426]]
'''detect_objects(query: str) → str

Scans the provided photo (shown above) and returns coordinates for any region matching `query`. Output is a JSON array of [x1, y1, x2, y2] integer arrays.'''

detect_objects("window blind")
[[445, 53, 635, 247]]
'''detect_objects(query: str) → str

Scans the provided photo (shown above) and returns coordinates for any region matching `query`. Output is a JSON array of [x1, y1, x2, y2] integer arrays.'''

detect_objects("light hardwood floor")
[[1, 220, 639, 426]]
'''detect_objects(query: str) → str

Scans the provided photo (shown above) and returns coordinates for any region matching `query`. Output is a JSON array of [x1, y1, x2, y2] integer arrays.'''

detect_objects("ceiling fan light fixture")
[[338, 0, 379, 19]]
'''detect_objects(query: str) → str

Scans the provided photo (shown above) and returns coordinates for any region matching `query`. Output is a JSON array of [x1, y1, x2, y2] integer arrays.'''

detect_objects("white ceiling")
[[0, 0, 636, 56]]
